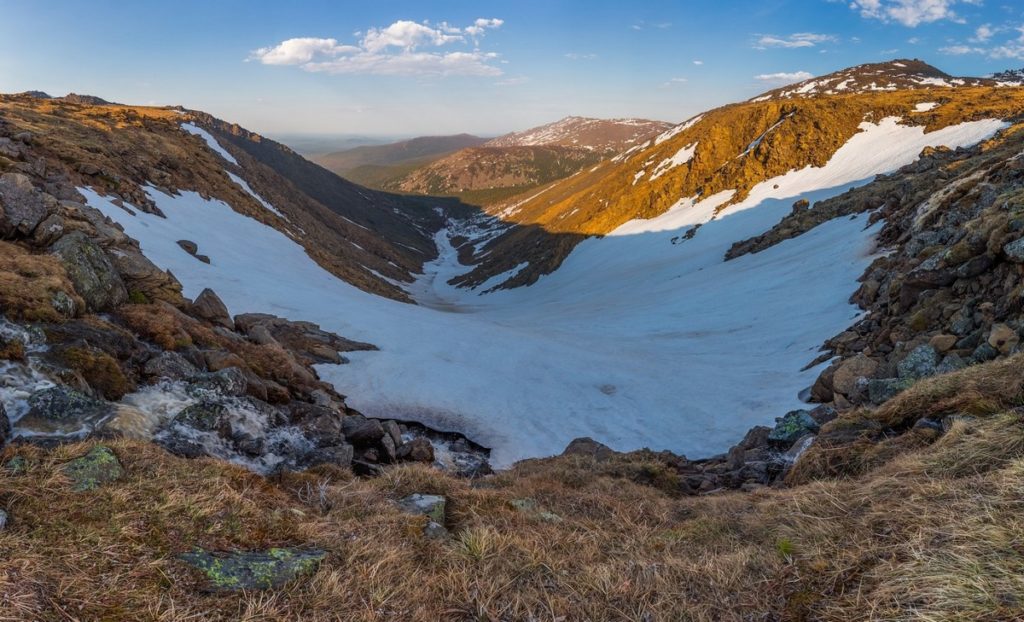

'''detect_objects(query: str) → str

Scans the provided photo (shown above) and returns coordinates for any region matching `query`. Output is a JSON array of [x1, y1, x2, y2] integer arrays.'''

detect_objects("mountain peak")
[[485, 116, 673, 151], [752, 58, 997, 101]]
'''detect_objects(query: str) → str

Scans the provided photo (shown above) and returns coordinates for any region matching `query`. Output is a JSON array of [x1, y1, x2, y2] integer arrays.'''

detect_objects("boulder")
[[341, 416, 385, 444], [178, 547, 326, 592], [0, 172, 51, 237], [50, 231, 128, 311], [767, 410, 820, 448], [987, 323, 1019, 354], [191, 288, 233, 330], [188, 367, 248, 397], [896, 344, 940, 380], [562, 437, 615, 462], [106, 245, 184, 304], [303, 443, 354, 469], [172, 401, 231, 438], [396, 437, 435, 463], [832, 354, 878, 397], [62, 446, 124, 491], [18, 386, 113, 440], [143, 351, 199, 380]]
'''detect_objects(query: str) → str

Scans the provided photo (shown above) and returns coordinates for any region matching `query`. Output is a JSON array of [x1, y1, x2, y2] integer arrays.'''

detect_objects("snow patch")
[[181, 123, 239, 165]]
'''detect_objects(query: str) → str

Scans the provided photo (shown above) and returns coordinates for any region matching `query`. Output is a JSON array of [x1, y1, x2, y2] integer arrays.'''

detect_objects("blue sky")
[[1, 0, 1022, 138]]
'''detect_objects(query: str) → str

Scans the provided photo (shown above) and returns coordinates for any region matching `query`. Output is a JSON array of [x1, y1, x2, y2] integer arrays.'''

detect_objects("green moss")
[[127, 290, 149, 304]]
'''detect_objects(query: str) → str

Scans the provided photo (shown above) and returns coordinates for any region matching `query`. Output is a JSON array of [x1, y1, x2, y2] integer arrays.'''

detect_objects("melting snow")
[[181, 123, 239, 165], [226, 172, 288, 221], [83, 116, 1009, 468], [914, 102, 940, 112]]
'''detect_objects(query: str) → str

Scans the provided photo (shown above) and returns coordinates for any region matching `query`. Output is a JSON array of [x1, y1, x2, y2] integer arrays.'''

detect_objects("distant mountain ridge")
[[484, 116, 673, 151]]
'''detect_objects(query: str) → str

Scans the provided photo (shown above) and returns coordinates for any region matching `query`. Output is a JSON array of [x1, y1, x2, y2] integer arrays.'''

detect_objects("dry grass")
[[0, 240, 83, 322], [4, 370, 1024, 621]]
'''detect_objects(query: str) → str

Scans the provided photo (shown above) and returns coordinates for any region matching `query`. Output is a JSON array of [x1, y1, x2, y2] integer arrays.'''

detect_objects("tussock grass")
[[0, 240, 83, 322]]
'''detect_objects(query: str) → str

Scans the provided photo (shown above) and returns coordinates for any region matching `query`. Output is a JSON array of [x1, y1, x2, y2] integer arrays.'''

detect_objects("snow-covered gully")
[[84, 117, 1008, 467]]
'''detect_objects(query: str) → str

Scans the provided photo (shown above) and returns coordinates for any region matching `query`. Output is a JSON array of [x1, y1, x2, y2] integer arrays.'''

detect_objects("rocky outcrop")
[[51, 231, 128, 311], [178, 547, 326, 591]]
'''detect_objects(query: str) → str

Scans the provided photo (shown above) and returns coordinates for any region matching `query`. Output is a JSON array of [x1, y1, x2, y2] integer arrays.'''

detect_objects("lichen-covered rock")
[[143, 351, 199, 380], [188, 367, 248, 397], [50, 231, 127, 311], [832, 354, 878, 398], [1002, 237, 1024, 262], [19, 386, 113, 439], [561, 437, 615, 461], [398, 494, 446, 524], [178, 547, 326, 592], [767, 410, 820, 448], [867, 377, 916, 405], [62, 445, 124, 491], [896, 344, 940, 380]]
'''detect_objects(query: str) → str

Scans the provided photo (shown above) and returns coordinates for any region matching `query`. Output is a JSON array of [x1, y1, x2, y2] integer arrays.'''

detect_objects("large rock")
[[188, 367, 248, 397], [831, 354, 878, 398], [896, 344, 940, 380], [63, 446, 124, 491], [50, 231, 128, 311], [18, 386, 113, 440], [396, 437, 435, 463], [562, 437, 615, 462], [106, 244, 184, 304], [398, 494, 446, 523], [1002, 237, 1024, 262], [143, 351, 199, 380], [0, 403, 9, 449], [0, 172, 51, 237], [341, 416, 385, 444], [234, 313, 376, 365], [190, 288, 233, 330], [178, 547, 326, 592]]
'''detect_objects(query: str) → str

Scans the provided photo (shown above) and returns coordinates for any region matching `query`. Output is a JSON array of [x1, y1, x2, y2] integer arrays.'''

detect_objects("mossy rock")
[[178, 547, 326, 591], [62, 445, 124, 491], [3, 455, 29, 475]]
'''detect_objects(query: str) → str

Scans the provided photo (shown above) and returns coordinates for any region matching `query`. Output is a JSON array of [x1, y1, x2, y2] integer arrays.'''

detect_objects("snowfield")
[[86, 116, 1008, 467]]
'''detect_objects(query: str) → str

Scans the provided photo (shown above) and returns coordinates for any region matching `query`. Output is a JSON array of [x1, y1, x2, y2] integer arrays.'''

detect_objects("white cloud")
[[847, 0, 973, 27], [660, 77, 689, 87], [754, 33, 836, 49], [693, 60, 704, 65], [972, 24, 994, 43], [564, 53, 597, 60], [249, 18, 504, 77], [939, 44, 984, 54], [631, 21, 672, 30], [939, 24, 1024, 61], [495, 76, 529, 86], [754, 71, 814, 85]]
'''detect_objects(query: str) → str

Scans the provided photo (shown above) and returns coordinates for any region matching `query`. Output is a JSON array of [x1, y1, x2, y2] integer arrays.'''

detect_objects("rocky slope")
[[451, 61, 1024, 290], [0, 94, 474, 302], [381, 116, 671, 205]]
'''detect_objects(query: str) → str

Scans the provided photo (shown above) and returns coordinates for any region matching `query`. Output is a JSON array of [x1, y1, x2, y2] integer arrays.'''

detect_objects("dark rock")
[[190, 288, 233, 330], [234, 313, 376, 365], [62, 445, 124, 491], [341, 416, 385, 444], [379, 434, 397, 463], [767, 410, 820, 448], [189, 367, 248, 397], [173, 401, 231, 437], [292, 405, 344, 448], [896, 344, 939, 380], [0, 509, 7, 531], [808, 405, 838, 425], [178, 547, 326, 592], [51, 231, 128, 311], [0, 403, 9, 449], [396, 437, 434, 463], [1002, 237, 1024, 262], [867, 377, 915, 405], [19, 386, 113, 439], [143, 351, 199, 380], [562, 437, 615, 461], [971, 342, 998, 363], [304, 443, 354, 468], [381, 420, 403, 447]]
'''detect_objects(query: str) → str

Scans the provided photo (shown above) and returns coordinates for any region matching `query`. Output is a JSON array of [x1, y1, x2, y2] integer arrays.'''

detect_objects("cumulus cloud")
[[249, 18, 504, 77], [847, 0, 978, 27], [939, 24, 1024, 60], [754, 33, 836, 49], [754, 71, 814, 85]]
